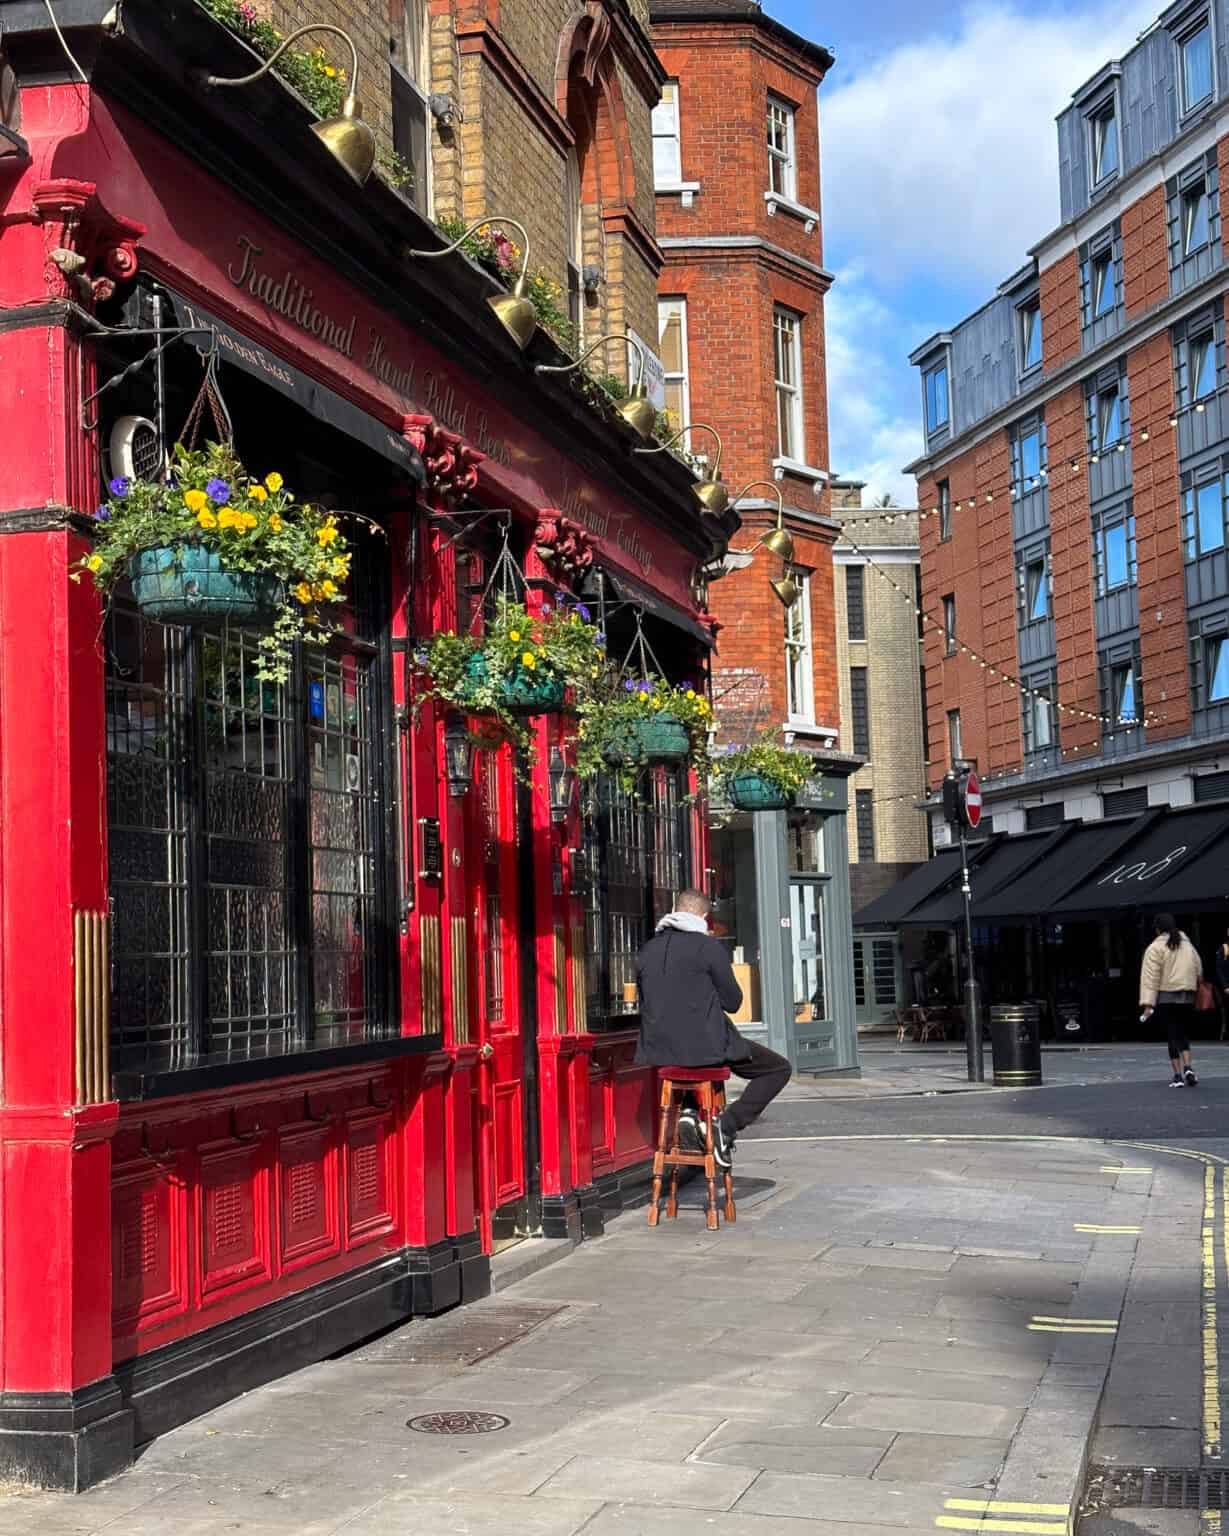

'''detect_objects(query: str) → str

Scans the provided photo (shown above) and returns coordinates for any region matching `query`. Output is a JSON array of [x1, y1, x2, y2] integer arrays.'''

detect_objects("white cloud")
[[821, 0, 1161, 288], [825, 264, 926, 502]]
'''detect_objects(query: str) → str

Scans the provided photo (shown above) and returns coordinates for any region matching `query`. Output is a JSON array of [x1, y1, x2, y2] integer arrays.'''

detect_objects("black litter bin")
[[990, 1003, 1043, 1086]]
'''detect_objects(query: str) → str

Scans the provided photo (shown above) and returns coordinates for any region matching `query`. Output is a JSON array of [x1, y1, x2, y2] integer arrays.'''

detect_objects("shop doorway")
[[788, 818, 838, 1071]]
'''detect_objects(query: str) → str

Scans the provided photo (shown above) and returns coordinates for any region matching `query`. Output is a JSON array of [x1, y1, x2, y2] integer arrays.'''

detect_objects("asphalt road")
[[742, 1043, 1229, 1145]]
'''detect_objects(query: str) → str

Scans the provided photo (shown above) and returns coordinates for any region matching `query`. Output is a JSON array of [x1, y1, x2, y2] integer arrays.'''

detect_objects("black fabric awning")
[[1049, 806, 1229, 918], [166, 292, 426, 483], [974, 817, 1149, 922], [1145, 821, 1229, 909], [854, 848, 964, 928], [898, 832, 1058, 927], [601, 566, 714, 648]]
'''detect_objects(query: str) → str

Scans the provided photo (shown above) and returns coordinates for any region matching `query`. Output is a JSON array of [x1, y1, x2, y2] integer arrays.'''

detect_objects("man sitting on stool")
[[635, 888, 792, 1167]]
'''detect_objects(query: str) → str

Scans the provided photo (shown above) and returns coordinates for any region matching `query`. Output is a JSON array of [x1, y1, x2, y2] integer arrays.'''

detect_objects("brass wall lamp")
[[636, 423, 728, 515], [719, 481, 800, 609], [201, 24, 375, 186], [536, 333, 656, 441], [407, 218, 537, 350]]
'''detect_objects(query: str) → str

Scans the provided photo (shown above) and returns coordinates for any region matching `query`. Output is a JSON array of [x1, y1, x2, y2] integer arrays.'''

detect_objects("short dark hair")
[[675, 888, 711, 917]]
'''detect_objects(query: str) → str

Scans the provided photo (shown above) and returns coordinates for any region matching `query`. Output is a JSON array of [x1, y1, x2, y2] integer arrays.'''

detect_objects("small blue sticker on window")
[[309, 680, 325, 720]]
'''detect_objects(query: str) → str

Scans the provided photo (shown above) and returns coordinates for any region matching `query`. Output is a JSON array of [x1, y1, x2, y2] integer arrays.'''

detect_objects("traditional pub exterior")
[[0, 0, 731, 1488]]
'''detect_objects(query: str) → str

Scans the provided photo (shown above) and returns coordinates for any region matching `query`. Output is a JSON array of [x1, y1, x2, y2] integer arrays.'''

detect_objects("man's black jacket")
[[634, 928, 750, 1066]]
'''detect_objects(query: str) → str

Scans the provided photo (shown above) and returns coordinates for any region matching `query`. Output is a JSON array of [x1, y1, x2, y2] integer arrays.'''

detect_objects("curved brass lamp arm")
[[729, 481, 792, 561], [407, 217, 532, 292], [534, 332, 646, 391], [634, 422, 723, 478], [730, 480, 784, 519], [206, 24, 361, 97]]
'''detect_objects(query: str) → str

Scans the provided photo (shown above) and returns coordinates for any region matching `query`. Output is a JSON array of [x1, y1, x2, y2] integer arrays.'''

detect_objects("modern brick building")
[[649, 0, 860, 1076], [897, 2, 1229, 1033], [912, 4, 1229, 834]]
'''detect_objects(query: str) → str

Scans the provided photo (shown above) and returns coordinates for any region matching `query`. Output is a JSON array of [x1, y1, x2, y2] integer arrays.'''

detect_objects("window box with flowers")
[[74, 443, 355, 684], [716, 733, 812, 811]]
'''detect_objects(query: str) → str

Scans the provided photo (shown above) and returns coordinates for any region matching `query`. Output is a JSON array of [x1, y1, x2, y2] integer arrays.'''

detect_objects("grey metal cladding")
[[1058, 103, 1090, 224], [1096, 584, 1140, 639], [1219, 0, 1229, 110], [950, 294, 1018, 437], [1120, 27, 1178, 176]]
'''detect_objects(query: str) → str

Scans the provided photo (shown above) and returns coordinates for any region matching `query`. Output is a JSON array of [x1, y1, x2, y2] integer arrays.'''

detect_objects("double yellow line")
[[936, 1499, 1069, 1534], [1202, 1166, 1221, 1460], [1027, 1316, 1117, 1335]]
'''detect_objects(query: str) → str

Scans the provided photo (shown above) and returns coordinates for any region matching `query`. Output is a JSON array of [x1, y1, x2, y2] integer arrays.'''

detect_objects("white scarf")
[[655, 911, 709, 935]]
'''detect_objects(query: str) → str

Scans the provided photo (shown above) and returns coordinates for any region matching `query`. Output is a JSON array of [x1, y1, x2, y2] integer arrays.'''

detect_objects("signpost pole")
[[958, 821, 985, 1083]]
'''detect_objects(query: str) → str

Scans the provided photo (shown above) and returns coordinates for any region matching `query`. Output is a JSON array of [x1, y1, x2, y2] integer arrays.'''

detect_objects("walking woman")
[[1140, 912, 1204, 1087]]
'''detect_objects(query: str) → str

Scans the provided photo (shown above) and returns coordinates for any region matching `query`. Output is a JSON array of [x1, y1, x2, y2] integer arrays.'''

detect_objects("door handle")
[[478, 1042, 494, 1061]]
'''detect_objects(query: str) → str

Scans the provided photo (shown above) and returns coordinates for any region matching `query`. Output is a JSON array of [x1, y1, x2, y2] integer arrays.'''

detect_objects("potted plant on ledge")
[[577, 674, 713, 790], [74, 442, 354, 684], [715, 732, 814, 811]]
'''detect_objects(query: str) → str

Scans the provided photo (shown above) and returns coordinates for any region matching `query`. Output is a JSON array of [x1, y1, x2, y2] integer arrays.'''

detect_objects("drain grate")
[[406, 1411, 510, 1435], [1084, 1467, 1229, 1511]]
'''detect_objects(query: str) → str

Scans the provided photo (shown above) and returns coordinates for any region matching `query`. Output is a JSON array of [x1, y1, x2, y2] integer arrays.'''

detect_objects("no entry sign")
[[963, 769, 982, 829]]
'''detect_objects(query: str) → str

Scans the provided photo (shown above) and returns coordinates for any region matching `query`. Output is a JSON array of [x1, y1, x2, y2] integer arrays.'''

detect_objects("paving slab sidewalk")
[[0, 1135, 1201, 1536]]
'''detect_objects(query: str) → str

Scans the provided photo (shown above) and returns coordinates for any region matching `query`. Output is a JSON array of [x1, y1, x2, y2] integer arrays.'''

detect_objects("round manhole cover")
[[406, 1411, 510, 1435]]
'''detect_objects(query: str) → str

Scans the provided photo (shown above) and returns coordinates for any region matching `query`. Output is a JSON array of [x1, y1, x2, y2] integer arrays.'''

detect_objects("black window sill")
[[112, 1031, 445, 1101], [586, 1010, 641, 1034]]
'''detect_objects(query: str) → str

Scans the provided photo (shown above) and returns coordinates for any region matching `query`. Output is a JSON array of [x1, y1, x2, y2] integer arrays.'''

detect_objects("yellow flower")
[[321, 579, 338, 598], [698, 700, 711, 716], [240, 511, 258, 530], [196, 509, 218, 530], [652, 697, 664, 710], [265, 472, 284, 493], [184, 489, 208, 512], [269, 513, 283, 533], [316, 524, 339, 546], [329, 556, 349, 578], [522, 651, 536, 669], [685, 689, 696, 699], [250, 485, 268, 502], [509, 629, 520, 642], [217, 507, 239, 529], [324, 65, 336, 77], [293, 582, 313, 604], [87, 553, 103, 572]]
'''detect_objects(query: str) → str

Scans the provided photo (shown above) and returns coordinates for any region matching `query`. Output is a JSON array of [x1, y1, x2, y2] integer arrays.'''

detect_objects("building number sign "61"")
[[1097, 846, 1187, 886]]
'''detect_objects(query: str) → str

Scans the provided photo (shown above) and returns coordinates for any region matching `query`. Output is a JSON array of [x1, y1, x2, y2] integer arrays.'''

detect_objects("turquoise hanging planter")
[[461, 651, 566, 716], [130, 545, 284, 628], [727, 771, 793, 811], [601, 714, 691, 766]]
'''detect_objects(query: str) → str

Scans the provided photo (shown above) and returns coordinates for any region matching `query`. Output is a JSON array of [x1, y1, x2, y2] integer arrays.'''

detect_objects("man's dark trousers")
[[722, 1039, 792, 1131]]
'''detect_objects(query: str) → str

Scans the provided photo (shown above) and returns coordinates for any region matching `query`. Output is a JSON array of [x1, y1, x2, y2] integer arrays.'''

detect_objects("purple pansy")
[[541, 602, 552, 615], [595, 630, 606, 643], [108, 477, 130, 498], [577, 603, 591, 621], [206, 478, 231, 504], [94, 505, 111, 522], [623, 678, 637, 692], [638, 680, 652, 694]]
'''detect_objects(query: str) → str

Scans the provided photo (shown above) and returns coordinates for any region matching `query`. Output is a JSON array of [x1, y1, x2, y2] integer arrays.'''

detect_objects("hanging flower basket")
[[728, 771, 794, 811], [129, 544, 285, 628], [461, 651, 566, 716], [601, 714, 691, 765], [73, 443, 357, 684]]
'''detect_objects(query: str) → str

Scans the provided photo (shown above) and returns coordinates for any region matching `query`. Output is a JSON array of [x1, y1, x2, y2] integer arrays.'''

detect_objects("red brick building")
[[895, 4, 1229, 1029], [649, 0, 860, 1075]]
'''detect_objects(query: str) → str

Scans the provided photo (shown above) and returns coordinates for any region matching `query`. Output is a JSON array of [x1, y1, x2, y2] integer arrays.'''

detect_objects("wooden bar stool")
[[647, 1067, 736, 1231]]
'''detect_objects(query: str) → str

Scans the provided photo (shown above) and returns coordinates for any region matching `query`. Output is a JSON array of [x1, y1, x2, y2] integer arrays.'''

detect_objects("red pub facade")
[[0, 0, 728, 1488]]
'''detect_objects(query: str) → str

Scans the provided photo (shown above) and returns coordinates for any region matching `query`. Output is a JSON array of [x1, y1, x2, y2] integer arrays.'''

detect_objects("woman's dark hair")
[[1155, 913, 1182, 950]]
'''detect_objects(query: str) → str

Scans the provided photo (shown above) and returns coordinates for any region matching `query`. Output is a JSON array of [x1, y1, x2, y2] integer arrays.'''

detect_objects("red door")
[[468, 746, 528, 1249]]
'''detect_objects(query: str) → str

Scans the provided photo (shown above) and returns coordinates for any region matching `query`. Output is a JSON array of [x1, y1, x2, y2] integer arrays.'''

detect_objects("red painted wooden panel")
[[589, 1057, 614, 1171], [198, 1144, 271, 1303], [492, 1080, 523, 1208], [613, 1059, 656, 1169], [344, 1109, 397, 1249], [111, 1162, 187, 1334], [277, 1127, 339, 1273]]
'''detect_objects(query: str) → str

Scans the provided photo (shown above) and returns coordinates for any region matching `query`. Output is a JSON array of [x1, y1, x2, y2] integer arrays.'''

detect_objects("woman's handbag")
[[1197, 978, 1216, 1012]]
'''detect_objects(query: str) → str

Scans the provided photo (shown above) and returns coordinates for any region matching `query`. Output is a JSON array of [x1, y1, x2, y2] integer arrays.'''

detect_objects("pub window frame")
[[105, 550, 398, 1078]]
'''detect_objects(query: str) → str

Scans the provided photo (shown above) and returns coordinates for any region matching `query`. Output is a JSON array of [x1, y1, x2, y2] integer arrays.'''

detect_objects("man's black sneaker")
[[1169, 1075, 1185, 1088], [1186, 1068, 1199, 1087], [710, 1116, 735, 1169], [675, 1110, 704, 1152]]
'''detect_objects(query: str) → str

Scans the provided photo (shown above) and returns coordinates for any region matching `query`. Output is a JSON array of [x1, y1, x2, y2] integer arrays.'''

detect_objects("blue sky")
[[766, 0, 1165, 501]]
